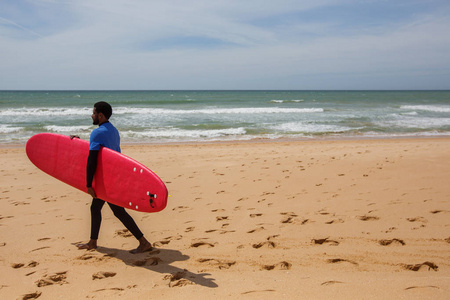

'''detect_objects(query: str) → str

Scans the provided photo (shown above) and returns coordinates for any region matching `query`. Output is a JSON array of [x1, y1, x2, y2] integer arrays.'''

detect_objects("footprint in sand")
[[76, 251, 116, 262], [357, 215, 379, 221], [11, 201, 30, 206], [133, 257, 162, 266], [11, 261, 39, 269], [163, 271, 195, 287], [379, 238, 405, 246], [36, 271, 68, 287], [115, 229, 133, 238], [154, 235, 182, 247], [252, 241, 276, 249], [21, 291, 42, 299], [153, 240, 171, 247], [261, 191, 275, 196], [190, 242, 215, 248], [312, 238, 339, 246], [76, 253, 97, 261], [92, 271, 117, 280], [216, 216, 229, 221], [261, 261, 292, 271], [327, 258, 358, 266], [406, 217, 427, 223], [247, 226, 265, 233], [280, 212, 298, 224], [325, 219, 344, 224], [173, 206, 191, 212], [41, 196, 57, 203], [281, 216, 294, 223], [197, 258, 236, 269], [250, 213, 263, 218], [299, 219, 311, 225], [403, 261, 438, 271], [185, 226, 195, 232]]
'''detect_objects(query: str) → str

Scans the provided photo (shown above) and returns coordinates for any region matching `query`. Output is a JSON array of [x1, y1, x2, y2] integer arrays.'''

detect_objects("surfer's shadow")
[[96, 247, 218, 288]]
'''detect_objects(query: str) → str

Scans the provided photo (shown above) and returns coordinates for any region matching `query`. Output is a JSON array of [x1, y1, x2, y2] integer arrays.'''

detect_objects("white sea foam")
[[122, 127, 246, 140], [401, 111, 418, 116], [0, 107, 91, 116], [400, 105, 450, 113], [44, 125, 92, 132], [272, 122, 354, 133], [0, 125, 23, 133], [378, 117, 450, 129]]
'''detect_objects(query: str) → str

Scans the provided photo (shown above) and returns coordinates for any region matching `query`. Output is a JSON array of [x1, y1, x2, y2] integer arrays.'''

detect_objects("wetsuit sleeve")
[[86, 150, 99, 187]]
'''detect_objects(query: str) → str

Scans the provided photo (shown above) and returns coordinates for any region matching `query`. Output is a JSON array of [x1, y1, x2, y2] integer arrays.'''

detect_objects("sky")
[[1, 0, 450, 90]]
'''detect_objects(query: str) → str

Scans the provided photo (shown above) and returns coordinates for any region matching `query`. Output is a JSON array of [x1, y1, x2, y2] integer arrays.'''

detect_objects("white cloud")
[[0, 0, 449, 89]]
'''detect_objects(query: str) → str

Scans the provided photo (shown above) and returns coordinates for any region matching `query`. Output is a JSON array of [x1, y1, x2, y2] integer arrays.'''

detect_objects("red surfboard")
[[26, 133, 167, 213]]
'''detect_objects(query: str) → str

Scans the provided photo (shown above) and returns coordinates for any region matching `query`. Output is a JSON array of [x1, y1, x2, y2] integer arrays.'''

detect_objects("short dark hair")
[[94, 101, 112, 119]]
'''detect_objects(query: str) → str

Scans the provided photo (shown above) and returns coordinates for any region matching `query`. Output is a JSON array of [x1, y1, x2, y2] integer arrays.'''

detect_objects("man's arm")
[[86, 150, 99, 198]]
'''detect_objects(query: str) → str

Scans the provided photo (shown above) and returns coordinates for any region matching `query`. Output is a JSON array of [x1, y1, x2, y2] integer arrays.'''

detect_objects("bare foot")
[[76, 239, 97, 250], [130, 237, 152, 254]]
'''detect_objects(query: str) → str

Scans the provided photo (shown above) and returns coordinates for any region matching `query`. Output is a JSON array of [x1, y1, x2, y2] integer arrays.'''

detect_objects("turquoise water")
[[1, 90, 449, 144]]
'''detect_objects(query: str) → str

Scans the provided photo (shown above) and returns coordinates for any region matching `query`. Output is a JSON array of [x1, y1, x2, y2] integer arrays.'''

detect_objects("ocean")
[[1, 90, 449, 145]]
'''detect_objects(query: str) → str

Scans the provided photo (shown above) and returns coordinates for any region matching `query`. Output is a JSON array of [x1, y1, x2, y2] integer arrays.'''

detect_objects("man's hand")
[[70, 135, 80, 140], [87, 187, 97, 198]]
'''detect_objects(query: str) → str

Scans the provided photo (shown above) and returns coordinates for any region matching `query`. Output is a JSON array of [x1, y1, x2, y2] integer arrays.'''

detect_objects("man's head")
[[92, 101, 112, 125]]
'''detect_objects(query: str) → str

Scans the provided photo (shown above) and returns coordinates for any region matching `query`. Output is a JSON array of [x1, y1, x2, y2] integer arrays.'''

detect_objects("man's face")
[[92, 108, 99, 125]]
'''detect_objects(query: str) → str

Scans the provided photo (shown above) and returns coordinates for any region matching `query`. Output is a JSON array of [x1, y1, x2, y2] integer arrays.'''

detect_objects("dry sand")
[[0, 138, 449, 299]]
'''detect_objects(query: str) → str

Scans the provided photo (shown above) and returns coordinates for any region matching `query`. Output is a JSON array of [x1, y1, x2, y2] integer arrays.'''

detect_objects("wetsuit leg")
[[90, 198, 106, 240], [107, 202, 144, 240]]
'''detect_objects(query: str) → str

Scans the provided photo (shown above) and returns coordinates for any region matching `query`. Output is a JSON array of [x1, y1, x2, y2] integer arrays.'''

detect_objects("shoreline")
[[3, 133, 450, 149]]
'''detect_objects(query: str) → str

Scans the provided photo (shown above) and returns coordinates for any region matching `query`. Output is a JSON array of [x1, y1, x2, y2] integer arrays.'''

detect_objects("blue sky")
[[1, 0, 450, 90]]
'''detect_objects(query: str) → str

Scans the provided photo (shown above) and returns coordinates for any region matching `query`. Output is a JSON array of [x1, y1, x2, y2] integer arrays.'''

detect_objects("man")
[[75, 101, 152, 254]]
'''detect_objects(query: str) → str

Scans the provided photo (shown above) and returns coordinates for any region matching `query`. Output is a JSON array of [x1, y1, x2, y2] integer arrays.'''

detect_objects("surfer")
[[74, 101, 152, 254]]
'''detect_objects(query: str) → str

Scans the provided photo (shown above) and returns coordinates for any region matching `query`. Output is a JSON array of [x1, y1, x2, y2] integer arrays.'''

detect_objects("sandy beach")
[[1, 137, 449, 299]]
